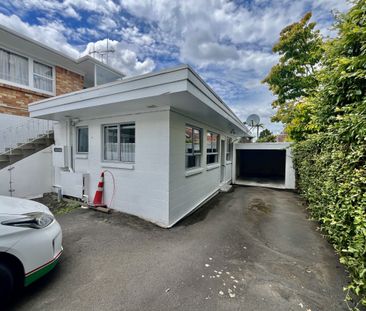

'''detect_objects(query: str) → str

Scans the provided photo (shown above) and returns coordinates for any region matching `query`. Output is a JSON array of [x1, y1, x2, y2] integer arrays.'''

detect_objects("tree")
[[257, 129, 276, 142], [292, 1, 366, 308], [262, 12, 323, 141]]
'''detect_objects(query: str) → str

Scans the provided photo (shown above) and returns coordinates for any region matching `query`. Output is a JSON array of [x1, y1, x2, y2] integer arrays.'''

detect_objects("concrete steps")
[[0, 132, 54, 170]]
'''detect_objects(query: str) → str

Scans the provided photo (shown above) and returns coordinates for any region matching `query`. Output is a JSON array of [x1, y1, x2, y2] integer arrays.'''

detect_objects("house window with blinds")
[[33, 61, 54, 93], [185, 125, 202, 169], [0, 47, 55, 93], [0, 48, 29, 86], [103, 123, 135, 163], [206, 131, 219, 164]]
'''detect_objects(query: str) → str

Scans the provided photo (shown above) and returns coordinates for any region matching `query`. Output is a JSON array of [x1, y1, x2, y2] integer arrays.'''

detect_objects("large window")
[[0, 47, 54, 93], [207, 131, 219, 164], [0, 48, 29, 86], [77, 127, 89, 153], [103, 123, 135, 162], [185, 125, 202, 169], [33, 61, 53, 92]]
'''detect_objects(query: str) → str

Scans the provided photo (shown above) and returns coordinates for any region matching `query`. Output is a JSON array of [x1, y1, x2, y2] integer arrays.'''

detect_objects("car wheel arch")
[[0, 252, 25, 287]]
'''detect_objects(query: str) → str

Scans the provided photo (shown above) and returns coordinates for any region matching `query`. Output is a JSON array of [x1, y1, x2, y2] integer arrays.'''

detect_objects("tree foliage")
[[262, 12, 324, 141], [290, 1, 366, 308], [257, 129, 276, 142]]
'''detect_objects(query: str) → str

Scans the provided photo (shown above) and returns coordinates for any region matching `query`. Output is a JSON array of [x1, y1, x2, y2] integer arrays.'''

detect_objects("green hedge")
[[291, 2, 366, 308], [293, 133, 366, 308]]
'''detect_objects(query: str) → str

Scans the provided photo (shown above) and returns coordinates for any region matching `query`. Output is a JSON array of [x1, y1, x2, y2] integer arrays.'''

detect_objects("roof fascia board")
[[29, 64, 248, 135], [235, 142, 291, 150], [29, 65, 189, 110], [186, 81, 247, 135], [30, 82, 185, 118], [29, 80, 188, 117], [186, 67, 247, 132]]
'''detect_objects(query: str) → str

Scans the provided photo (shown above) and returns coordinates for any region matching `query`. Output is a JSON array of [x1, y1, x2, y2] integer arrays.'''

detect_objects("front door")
[[220, 140, 226, 183]]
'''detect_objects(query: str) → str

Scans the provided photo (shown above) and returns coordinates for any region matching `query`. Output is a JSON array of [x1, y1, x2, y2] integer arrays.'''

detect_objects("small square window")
[[103, 123, 135, 162]]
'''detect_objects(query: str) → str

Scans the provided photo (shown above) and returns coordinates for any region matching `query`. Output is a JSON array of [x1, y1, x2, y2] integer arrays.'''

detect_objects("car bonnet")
[[0, 196, 52, 216]]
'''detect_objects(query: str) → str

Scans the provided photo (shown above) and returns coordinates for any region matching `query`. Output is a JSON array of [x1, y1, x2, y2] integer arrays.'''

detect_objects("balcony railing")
[[0, 118, 54, 155]]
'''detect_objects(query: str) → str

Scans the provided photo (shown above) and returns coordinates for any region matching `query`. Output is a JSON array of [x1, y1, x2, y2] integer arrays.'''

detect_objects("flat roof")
[[29, 65, 250, 136]]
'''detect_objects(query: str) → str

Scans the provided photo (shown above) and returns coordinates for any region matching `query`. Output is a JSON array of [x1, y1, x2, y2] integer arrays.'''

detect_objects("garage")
[[233, 143, 296, 189]]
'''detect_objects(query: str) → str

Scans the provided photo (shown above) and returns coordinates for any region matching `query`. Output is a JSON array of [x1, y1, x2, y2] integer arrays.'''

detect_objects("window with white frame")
[[226, 138, 233, 162], [103, 123, 135, 162], [33, 61, 53, 92], [206, 131, 219, 164], [77, 127, 89, 153], [0, 48, 29, 86], [0, 47, 54, 93], [185, 125, 202, 169]]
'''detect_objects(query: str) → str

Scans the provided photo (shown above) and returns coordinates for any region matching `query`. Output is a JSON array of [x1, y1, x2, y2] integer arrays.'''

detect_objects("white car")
[[0, 195, 62, 301]]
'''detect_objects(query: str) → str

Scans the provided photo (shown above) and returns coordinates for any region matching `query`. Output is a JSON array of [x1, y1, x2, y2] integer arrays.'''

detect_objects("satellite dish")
[[246, 114, 260, 127]]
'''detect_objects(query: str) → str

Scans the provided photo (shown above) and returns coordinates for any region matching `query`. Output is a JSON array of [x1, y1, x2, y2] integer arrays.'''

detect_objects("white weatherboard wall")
[[169, 110, 233, 225], [0, 147, 53, 198], [54, 109, 170, 227]]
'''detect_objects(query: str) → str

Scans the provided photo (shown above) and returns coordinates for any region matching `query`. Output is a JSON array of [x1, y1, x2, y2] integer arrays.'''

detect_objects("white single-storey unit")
[[29, 65, 251, 227]]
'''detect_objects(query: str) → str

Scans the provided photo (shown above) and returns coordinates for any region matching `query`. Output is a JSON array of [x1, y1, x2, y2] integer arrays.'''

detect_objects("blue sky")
[[0, 0, 350, 134]]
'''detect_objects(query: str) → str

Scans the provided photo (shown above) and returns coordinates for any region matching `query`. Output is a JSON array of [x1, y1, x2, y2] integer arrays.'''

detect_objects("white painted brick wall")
[[169, 110, 234, 225], [54, 110, 170, 227], [53, 109, 235, 227]]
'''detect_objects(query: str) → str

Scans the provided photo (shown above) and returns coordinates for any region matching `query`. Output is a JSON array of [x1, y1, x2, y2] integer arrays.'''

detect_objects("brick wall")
[[55, 67, 84, 96], [0, 84, 50, 116], [0, 66, 84, 116]]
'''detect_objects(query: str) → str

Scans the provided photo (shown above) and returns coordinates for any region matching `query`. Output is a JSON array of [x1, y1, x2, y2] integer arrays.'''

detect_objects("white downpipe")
[[66, 119, 74, 172]]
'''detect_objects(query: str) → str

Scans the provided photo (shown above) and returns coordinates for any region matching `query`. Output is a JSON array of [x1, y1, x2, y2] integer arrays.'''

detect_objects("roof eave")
[[29, 65, 249, 135]]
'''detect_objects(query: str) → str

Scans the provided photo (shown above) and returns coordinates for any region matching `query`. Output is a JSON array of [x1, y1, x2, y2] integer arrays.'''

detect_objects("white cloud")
[[0, 0, 352, 132], [120, 26, 155, 46], [0, 13, 80, 58], [7, 0, 81, 20], [6, 0, 121, 19], [82, 39, 155, 75], [65, 0, 120, 14]]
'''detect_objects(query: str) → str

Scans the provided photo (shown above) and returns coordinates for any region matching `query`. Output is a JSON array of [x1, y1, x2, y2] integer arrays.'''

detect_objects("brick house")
[[0, 25, 124, 197], [0, 24, 124, 117]]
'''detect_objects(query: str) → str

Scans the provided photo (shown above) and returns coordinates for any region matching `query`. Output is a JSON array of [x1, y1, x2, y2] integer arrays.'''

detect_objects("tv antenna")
[[88, 37, 115, 65], [245, 114, 262, 139]]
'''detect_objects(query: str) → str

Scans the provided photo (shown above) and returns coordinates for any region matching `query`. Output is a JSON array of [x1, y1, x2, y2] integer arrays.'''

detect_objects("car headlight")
[[1, 212, 54, 229]]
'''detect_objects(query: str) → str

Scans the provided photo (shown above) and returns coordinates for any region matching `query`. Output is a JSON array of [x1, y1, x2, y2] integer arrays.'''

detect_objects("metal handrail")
[[0, 118, 55, 155]]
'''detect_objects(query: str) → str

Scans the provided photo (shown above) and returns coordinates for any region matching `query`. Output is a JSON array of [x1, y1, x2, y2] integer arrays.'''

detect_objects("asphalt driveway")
[[10, 186, 349, 311]]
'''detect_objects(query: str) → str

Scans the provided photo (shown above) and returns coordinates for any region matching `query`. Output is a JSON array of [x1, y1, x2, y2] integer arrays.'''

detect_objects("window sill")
[[75, 154, 88, 159], [0, 79, 55, 97], [101, 162, 135, 170], [185, 167, 204, 177], [206, 163, 220, 171], [226, 161, 232, 165]]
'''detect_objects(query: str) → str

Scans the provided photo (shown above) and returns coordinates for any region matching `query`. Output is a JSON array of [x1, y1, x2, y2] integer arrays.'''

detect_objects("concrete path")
[[11, 186, 349, 311]]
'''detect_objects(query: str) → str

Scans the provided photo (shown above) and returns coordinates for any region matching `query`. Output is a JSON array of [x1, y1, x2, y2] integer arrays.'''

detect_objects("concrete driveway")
[[11, 186, 348, 311]]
